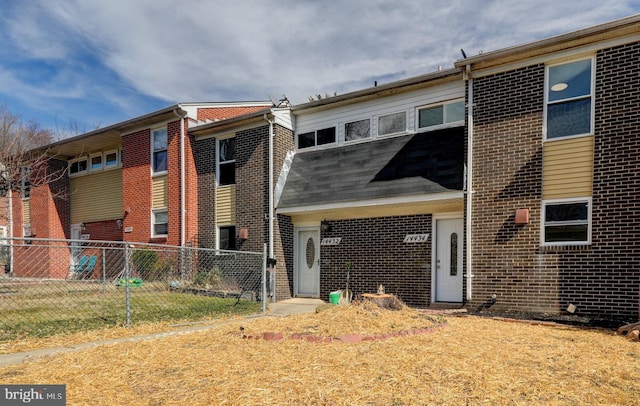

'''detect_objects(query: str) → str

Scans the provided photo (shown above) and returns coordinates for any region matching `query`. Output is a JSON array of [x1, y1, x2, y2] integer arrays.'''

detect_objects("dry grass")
[[1, 302, 639, 405]]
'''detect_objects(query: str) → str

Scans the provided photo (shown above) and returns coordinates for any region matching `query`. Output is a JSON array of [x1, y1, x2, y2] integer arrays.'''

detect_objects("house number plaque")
[[403, 234, 430, 243], [321, 237, 342, 246]]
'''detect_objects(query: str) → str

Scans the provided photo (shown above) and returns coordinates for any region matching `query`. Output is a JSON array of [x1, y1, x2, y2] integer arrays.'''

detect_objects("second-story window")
[[418, 100, 465, 130], [297, 127, 336, 149], [218, 137, 236, 186], [345, 119, 370, 142], [545, 58, 593, 140], [152, 128, 168, 173]]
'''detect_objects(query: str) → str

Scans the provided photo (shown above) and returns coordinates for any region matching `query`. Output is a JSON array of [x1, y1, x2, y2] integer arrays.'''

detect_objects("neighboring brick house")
[[455, 15, 640, 320], [10, 102, 271, 278], [189, 107, 294, 300], [277, 70, 466, 307]]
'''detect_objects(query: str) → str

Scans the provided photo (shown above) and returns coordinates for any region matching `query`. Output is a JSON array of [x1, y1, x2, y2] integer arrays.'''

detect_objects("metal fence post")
[[125, 244, 132, 326], [262, 243, 267, 313]]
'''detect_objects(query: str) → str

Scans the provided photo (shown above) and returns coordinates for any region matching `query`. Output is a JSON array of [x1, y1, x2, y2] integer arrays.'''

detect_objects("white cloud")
[[0, 0, 639, 128]]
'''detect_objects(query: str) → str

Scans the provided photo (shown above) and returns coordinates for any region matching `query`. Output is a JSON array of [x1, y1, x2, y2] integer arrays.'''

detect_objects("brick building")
[[456, 15, 640, 320], [10, 102, 271, 277], [190, 107, 294, 300]]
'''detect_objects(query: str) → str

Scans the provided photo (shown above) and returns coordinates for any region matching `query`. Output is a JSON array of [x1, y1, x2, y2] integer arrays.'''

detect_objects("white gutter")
[[465, 64, 474, 301], [173, 107, 187, 246], [263, 114, 275, 260]]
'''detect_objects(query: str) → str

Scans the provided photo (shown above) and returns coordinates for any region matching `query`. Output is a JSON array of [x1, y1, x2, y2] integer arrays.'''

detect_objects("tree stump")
[[361, 293, 404, 310]]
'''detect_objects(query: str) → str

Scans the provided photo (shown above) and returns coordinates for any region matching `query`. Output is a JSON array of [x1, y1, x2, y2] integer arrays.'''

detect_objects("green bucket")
[[329, 291, 341, 305]]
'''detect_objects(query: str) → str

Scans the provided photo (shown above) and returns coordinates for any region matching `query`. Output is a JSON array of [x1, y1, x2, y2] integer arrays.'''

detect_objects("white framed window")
[[378, 111, 407, 137], [542, 198, 591, 246], [90, 153, 103, 171], [217, 137, 236, 186], [218, 225, 236, 250], [345, 119, 370, 142], [417, 100, 464, 130], [104, 150, 119, 168], [152, 127, 168, 174], [297, 127, 336, 150], [69, 158, 88, 176], [544, 57, 594, 140], [152, 209, 168, 237]]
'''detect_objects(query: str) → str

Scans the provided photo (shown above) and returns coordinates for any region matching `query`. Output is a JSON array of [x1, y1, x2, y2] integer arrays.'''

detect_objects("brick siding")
[[469, 42, 640, 320], [320, 215, 432, 308]]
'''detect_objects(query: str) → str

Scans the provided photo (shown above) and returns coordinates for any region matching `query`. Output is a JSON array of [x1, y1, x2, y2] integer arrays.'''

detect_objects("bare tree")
[[0, 105, 66, 217]]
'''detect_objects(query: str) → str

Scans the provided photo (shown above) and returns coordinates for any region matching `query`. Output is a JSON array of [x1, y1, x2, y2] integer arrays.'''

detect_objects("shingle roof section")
[[278, 127, 464, 209]]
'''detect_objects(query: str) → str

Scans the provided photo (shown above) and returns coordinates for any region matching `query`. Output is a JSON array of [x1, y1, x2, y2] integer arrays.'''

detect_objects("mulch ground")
[[1, 301, 639, 405]]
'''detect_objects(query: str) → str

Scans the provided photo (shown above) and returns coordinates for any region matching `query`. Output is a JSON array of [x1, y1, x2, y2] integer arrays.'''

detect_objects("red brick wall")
[[469, 42, 640, 320], [122, 128, 152, 243], [197, 106, 269, 122]]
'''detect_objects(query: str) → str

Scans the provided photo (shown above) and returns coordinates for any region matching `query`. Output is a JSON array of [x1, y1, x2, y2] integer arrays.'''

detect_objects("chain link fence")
[[0, 238, 266, 340]]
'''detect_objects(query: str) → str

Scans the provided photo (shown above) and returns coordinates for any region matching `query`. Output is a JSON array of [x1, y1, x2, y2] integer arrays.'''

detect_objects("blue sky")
[[1, 0, 639, 135]]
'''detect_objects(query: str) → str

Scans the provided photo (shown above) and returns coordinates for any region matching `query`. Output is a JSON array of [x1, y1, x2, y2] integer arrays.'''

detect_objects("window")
[[20, 167, 30, 199], [219, 226, 236, 250], [297, 127, 336, 149], [218, 137, 236, 186], [90, 154, 103, 170], [69, 158, 88, 175], [345, 119, 370, 141], [418, 101, 464, 129], [378, 112, 407, 136], [545, 58, 593, 139], [152, 128, 168, 173], [105, 150, 118, 168], [543, 199, 590, 245], [152, 210, 168, 237]]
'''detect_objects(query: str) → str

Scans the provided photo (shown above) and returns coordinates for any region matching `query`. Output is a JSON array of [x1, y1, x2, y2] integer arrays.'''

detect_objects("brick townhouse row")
[[4, 15, 640, 321]]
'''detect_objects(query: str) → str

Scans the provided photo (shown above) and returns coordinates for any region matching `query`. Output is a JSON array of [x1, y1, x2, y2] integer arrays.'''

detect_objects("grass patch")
[[0, 283, 260, 340]]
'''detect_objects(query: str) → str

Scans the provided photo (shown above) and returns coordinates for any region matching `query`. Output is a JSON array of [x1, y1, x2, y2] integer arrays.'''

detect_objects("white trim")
[[466, 33, 640, 79], [68, 157, 88, 177], [104, 149, 119, 169], [543, 56, 596, 141], [416, 99, 465, 131], [431, 213, 464, 304], [541, 197, 592, 246], [293, 225, 321, 297], [151, 208, 168, 238], [277, 191, 464, 215], [151, 127, 168, 175], [89, 152, 103, 171], [377, 111, 408, 137]]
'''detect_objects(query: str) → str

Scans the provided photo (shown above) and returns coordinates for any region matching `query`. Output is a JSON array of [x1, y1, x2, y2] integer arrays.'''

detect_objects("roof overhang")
[[189, 108, 273, 137], [455, 14, 640, 74], [39, 105, 187, 159], [277, 191, 464, 219], [291, 68, 462, 115]]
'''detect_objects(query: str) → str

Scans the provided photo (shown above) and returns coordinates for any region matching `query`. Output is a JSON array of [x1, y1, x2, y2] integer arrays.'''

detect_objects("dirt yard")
[[1, 302, 639, 405]]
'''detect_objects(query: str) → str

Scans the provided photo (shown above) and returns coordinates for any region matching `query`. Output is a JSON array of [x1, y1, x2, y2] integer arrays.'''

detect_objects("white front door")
[[435, 218, 463, 302], [295, 228, 320, 297]]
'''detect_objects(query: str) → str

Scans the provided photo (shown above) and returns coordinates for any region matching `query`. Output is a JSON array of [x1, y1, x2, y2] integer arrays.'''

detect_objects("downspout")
[[465, 64, 474, 301], [173, 107, 187, 246], [264, 113, 275, 300]]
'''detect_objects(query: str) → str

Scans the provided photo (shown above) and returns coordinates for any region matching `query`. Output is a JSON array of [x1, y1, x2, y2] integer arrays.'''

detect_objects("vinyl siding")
[[71, 169, 123, 223], [152, 175, 168, 209], [543, 136, 594, 199], [216, 185, 236, 224], [294, 80, 464, 144], [23, 199, 30, 224]]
